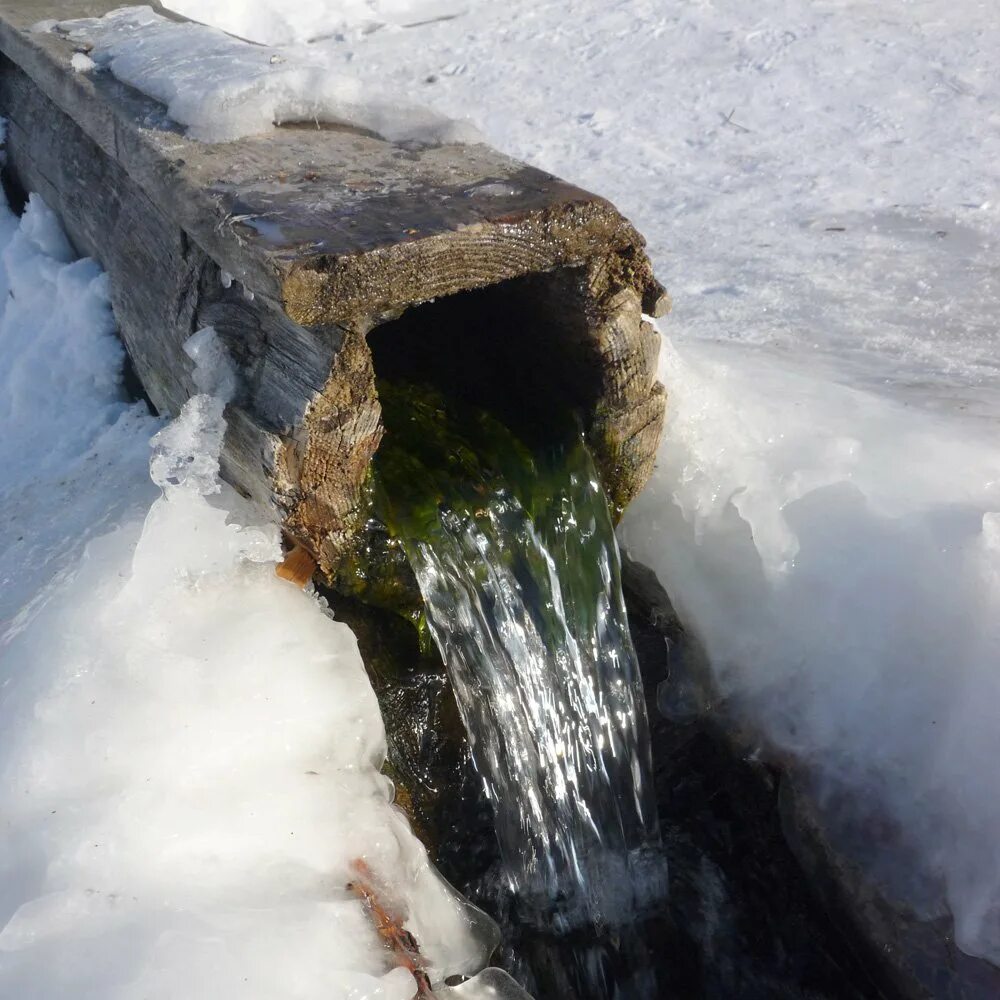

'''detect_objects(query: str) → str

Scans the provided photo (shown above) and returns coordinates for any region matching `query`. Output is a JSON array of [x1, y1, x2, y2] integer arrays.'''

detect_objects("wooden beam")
[[0, 1, 668, 579]]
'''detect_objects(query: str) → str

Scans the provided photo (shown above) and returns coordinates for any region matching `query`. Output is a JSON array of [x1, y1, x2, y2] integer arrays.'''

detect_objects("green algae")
[[329, 379, 622, 844], [372, 379, 608, 547], [372, 379, 626, 656], [329, 379, 614, 622]]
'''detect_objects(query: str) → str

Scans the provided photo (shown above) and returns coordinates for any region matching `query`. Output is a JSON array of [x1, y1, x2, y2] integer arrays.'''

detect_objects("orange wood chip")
[[275, 544, 317, 588]]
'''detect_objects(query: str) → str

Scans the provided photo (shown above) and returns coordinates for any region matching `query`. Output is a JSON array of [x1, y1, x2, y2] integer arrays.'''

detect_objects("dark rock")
[[625, 554, 1000, 999], [335, 552, 901, 999], [623, 556, 888, 1000], [780, 775, 1000, 1000]]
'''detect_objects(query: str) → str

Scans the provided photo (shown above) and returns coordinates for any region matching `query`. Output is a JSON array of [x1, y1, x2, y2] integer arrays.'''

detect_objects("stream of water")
[[375, 385, 667, 996]]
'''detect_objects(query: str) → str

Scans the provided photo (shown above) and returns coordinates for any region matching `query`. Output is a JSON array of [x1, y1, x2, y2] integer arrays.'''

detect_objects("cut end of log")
[[282, 246, 668, 581]]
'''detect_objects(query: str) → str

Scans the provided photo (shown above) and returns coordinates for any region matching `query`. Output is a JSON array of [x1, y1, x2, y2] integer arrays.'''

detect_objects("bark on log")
[[0, 0, 668, 580]]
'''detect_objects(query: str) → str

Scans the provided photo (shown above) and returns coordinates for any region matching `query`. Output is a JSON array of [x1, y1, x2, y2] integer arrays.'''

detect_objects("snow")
[[52, 7, 479, 145], [622, 340, 1000, 957], [70, 51, 96, 73], [162, 0, 467, 47], [0, 192, 156, 635], [0, 190, 501, 995], [164, 0, 1000, 965]]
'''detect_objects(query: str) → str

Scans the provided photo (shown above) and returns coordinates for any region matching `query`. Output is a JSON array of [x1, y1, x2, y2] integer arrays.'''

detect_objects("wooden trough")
[[0, 0, 668, 581]]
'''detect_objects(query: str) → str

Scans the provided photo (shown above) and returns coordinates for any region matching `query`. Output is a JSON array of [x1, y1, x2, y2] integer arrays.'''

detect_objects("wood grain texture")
[[0, 1, 668, 579]]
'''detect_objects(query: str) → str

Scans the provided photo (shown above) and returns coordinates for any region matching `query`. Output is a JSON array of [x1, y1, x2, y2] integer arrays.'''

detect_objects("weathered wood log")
[[0, 0, 668, 580]]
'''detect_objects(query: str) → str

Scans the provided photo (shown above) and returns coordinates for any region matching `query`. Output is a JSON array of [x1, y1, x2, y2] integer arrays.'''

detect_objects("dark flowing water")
[[375, 385, 668, 997]]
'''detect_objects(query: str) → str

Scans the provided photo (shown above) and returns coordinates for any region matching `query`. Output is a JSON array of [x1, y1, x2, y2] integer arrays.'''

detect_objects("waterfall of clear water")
[[375, 385, 665, 948], [404, 456, 659, 925]]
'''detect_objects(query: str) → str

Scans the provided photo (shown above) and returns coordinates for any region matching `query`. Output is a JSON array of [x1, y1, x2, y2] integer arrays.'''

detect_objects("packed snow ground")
[[0, 191, 507, 996], [2, 0, 999, 989], [158, 0, 1000, 965]]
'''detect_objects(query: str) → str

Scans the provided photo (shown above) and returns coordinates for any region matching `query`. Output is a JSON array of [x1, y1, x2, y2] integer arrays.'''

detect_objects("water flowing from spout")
[[375, 384, 666, 993]]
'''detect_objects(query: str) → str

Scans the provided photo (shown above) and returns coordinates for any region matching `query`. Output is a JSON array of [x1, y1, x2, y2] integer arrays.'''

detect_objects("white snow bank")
[[52, 6, 478, 145], [0, 184, 504, 995], [0, 190, 157, 633], [621, 339, 1000, 962]]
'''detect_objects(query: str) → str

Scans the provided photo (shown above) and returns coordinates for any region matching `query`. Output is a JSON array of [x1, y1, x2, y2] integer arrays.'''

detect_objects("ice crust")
[[620, 339, 1000, 960], [164, 0, 468, 47], [53, 6, 478, 145]]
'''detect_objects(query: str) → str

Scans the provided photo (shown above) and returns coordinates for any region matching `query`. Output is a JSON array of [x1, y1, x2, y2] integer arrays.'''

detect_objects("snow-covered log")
[[0, 0, 667, 580]]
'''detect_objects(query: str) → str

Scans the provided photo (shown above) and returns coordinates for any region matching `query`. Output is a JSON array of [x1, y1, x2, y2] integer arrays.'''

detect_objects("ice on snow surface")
[[51, 6, 479, 145]]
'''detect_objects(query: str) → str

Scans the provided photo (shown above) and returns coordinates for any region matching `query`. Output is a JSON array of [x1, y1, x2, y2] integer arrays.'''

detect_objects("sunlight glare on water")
[[376, 385, 664, 935]]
